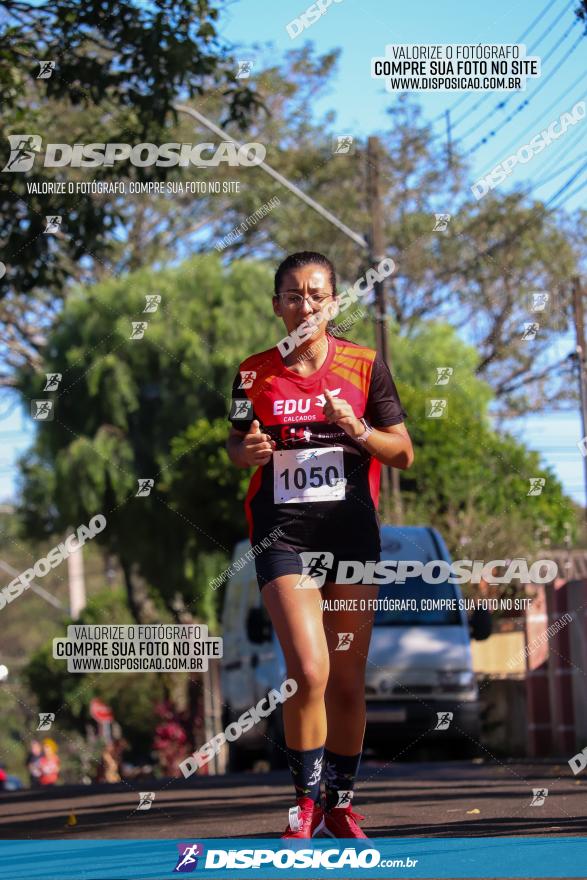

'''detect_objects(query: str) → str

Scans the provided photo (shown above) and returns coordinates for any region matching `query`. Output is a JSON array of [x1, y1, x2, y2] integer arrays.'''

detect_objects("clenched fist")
[[322, 389, 364, 439], [241, 420, 276, 466]]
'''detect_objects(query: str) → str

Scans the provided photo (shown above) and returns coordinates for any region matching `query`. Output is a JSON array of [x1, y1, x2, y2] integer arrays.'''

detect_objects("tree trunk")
[[120, 559, 160, 623]]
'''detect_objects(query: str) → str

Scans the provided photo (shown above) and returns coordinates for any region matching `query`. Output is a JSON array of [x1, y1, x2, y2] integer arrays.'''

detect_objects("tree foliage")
[[0, 0, 264, 379], [16, 255, 274, 619], [24, 588, 169, 754]]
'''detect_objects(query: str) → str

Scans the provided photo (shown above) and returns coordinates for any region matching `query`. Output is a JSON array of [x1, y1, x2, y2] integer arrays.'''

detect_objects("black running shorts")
[[255, 545, 381, 590]]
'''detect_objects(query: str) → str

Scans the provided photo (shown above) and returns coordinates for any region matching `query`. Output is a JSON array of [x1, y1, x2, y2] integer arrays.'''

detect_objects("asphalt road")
[[0, 759, 584, 841]]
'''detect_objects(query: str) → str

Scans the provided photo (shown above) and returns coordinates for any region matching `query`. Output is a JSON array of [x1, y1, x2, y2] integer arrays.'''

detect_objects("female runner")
[[227, 252, 414, 838]]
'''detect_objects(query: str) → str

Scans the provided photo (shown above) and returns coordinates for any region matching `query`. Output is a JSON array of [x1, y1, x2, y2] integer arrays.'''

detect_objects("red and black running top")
[[228, 335, 407, 555]]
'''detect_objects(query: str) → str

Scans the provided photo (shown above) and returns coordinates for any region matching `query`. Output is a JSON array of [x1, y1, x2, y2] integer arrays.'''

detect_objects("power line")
[[417, 159, 587, 297], [546, 158, 587, 205], [479, 68, 586, 169], [530, 123, 587, 182], [461, 26, 583, 154], [527, 0, 577, 53], [552, 173, 587, 207], [433, 0, 560, 124], [532, 152, 587, 189]]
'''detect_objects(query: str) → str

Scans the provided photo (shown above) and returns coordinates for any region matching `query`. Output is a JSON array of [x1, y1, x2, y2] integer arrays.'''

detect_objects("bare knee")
[[326, 670, 366, 707], [288, 654, 329, 698]]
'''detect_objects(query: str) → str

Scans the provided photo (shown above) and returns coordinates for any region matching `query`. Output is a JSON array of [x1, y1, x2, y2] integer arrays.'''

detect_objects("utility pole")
[[67, 531, 86, 620], [572, 276, 587, 522], [175, 105, 404, 523], [366, 136, 402, 524], [445, 110, 453, 169]]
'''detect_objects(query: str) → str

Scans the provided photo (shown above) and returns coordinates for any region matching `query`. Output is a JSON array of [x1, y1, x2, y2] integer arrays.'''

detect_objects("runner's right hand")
[[242, 420, 275, 466]]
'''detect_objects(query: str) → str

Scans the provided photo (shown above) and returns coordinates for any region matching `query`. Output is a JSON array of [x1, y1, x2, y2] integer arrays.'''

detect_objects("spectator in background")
[[39, 739, 60, 786], [26, 740, 43, 788], [95, 742, 121, 784]]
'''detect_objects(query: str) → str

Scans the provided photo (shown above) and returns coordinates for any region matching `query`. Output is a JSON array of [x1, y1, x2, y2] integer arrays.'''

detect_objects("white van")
[[220, 526, 490, 769]]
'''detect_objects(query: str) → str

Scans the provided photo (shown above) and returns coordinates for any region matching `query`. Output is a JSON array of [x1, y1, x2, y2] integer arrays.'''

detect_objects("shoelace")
[[291, 802, 319, 831]]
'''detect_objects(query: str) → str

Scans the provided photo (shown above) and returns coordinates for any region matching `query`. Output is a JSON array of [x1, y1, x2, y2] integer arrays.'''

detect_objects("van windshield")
[[373, 577, 462, 626]]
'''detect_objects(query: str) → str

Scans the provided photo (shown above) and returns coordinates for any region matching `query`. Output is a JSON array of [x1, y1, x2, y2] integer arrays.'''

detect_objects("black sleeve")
[[227, 371, 256, 431], [365, 355, 407, 427]]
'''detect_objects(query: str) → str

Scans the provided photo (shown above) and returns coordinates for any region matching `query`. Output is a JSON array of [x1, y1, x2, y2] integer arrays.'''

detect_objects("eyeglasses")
[[279, 293, 333, 309]]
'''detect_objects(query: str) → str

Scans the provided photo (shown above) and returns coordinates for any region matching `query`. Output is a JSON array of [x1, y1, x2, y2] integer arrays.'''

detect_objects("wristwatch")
[[356, 417, 374, 443]]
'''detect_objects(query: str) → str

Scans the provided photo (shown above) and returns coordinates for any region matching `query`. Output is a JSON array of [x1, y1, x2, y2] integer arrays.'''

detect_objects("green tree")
[[0, 0, 263, 380], [333, 315, 574, 557], [24, 588, 169, 755], [16, 254, 275, 620]]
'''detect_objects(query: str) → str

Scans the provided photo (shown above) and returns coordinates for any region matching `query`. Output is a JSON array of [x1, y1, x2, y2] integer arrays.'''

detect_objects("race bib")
[[273, 447, 345, 504]]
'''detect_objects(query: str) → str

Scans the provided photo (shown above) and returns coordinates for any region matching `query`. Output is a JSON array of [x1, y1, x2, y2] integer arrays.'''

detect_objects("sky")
[[0, 0, 585, 508]]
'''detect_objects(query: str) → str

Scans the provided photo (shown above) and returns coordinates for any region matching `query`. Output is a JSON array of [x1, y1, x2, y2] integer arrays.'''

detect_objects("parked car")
[[364, 526, 489, 754], [220, 526, 491, 769]]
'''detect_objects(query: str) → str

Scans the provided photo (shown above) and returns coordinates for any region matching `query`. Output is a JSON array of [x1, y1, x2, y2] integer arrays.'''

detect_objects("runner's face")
[[273, 264, 337, 336]]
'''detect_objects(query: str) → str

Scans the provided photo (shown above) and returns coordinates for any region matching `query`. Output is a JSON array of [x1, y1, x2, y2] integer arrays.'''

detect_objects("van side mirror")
[[469, 607, 492, 641], [246, 606, 272, 644]]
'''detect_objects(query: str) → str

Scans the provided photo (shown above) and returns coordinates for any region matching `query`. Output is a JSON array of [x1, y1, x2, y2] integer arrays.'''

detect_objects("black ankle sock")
[[286, 744, 324, 803], [323, 748, 362, 810]]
